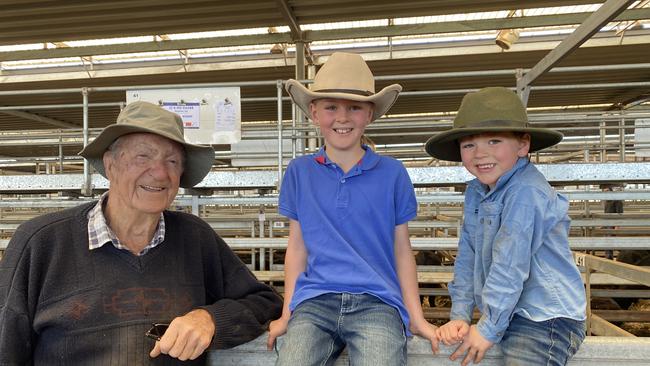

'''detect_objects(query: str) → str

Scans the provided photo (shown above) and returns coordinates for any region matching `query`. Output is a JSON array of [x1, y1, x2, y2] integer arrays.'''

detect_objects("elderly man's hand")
[[149, 309, 215, 361]]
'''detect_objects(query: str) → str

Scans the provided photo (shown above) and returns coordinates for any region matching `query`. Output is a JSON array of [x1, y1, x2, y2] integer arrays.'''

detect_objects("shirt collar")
[[87, 191, 166, 255], [313, 144, 380, 171]]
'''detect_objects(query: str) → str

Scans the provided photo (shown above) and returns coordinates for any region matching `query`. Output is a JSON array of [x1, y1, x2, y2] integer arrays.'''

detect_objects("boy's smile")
[[459, 132, 530, 190]]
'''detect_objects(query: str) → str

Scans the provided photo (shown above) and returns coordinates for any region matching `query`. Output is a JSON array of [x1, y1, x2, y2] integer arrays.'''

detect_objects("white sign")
[[635, 119, 650, 157], [162, 102, 201, 129], [215, 99, 237, 132], [126, 87, 241, 145]]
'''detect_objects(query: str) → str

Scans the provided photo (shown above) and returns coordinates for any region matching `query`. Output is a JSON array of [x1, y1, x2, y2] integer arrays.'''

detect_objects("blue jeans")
[[499, 314, 586, 366], [276, 293, 407, 366]]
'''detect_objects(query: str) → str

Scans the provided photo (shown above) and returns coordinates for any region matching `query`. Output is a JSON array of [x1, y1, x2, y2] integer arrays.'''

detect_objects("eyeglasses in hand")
[[145, 323, 169, 341]]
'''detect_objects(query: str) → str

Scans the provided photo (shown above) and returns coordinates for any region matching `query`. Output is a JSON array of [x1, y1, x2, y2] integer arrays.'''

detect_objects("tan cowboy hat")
[[424, 87, 563, 162], [79, 101, 214, 188], [285, 52, 402, 122]]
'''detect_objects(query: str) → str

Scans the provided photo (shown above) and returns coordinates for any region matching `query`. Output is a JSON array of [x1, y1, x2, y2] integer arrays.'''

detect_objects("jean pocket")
[[567, 326, 585, 359]]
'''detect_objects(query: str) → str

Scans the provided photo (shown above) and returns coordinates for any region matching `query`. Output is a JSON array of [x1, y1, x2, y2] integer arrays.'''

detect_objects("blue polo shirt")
[[279, 145, 417, 329]]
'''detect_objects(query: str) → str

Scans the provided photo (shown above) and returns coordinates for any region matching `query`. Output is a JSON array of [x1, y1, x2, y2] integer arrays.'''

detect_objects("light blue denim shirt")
[[449, 157, 586, 343]]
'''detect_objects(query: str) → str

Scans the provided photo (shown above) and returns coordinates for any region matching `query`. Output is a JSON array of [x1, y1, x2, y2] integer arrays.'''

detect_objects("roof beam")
[[517, 0, 635, 104], [306, 8, 650, 41], [275, 0, 313, 64], [275, 0, 303, 41], [1, 33, 649, 85], [1, 8, 648, 62], [0, 110, 79, 129], [0, 33, 293, 62]]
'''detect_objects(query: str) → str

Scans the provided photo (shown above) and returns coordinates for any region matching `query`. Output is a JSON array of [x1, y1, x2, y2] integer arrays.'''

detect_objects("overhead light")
[[496, 9, 521, 50], [495, 28, 519, 50], [270, 43, 284, 54], [268, 26, 285, 54]]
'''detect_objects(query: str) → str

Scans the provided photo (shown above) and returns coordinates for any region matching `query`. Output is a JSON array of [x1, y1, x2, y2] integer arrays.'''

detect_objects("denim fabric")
[[278, 145, 417, 332], [500, 314, 585, 366], [276, 293, 407, 366], [449, 158, 586, 343]]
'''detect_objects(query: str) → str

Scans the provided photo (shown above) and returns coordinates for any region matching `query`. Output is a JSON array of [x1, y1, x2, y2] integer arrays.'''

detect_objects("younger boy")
[[425, 87, 586, 366]]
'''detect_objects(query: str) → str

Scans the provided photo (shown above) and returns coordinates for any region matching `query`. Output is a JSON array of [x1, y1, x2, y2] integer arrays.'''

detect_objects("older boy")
[[425, 87, 586, 366]]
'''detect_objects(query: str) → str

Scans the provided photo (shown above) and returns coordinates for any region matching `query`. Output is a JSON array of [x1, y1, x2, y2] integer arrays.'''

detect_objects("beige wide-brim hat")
[[79, 101, 214, 188], [285, 52, 402, 122], [424, 87, 563, 162]]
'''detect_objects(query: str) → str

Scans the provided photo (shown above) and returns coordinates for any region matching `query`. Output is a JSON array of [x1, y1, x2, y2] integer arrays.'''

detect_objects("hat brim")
[[78, 124, 214, 188], [285, 79, 402, 122], [424, 125, 563, 162]]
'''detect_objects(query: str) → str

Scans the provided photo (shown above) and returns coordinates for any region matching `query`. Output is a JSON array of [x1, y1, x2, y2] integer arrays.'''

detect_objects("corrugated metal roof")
[[0, 1, 605, 45]]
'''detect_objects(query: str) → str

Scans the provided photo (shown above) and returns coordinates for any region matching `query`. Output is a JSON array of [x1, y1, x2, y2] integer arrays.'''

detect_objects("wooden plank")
[[590, 314, 636, 337]]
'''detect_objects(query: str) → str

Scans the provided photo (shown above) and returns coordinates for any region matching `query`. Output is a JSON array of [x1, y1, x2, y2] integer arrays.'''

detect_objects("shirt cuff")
[[278, 207, 297, 220], [476, 315, 505, 344], [449, 303, 474, 324]]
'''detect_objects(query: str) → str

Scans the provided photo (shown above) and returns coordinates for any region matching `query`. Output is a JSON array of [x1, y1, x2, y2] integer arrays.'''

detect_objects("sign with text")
[[127, 87, 241, 144]]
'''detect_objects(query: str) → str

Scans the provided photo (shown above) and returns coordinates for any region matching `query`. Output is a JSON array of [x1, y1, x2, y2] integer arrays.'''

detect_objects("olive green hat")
[[79, 101, 214, 188], [424, 87, 563, 162]]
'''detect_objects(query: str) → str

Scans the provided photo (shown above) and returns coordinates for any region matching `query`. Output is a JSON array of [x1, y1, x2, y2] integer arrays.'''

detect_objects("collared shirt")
[[449, 157, 586, 343], [87, 192, 165, 256], [278, 145, 417, 330]]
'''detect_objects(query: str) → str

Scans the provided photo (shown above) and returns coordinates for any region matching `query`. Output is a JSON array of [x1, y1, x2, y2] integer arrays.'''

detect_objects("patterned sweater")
[[0, 202, 282, 365]]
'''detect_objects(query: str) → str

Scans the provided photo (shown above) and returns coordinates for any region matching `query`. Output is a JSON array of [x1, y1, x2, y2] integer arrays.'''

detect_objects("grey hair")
[[107, 137, 126, 158]]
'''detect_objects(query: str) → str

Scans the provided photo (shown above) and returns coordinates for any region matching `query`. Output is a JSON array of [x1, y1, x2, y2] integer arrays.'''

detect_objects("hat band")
[[459, 119, 528, 129], [314, 88, 374, 96]]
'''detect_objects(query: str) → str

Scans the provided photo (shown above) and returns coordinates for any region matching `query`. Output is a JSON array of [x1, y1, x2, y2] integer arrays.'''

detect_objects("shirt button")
[[487, 219, 492, 225], [480, 218, 484, 224], [341, 179, 346, 183]]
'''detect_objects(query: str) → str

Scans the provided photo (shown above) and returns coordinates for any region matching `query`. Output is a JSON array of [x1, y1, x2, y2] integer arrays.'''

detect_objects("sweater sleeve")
[[0, 228, 36, 365], [200, 234, 283, 349]]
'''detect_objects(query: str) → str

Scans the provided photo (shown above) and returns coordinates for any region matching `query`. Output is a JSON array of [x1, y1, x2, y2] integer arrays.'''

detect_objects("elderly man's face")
[[103, 133, 184, 215]]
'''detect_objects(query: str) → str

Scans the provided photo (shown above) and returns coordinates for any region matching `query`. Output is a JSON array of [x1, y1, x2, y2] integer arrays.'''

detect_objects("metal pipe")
[[241, 96, 292, 102], [307, 64, 317, 152], [276, 80, 283, 187], [58, 133, 63, 174], [81, 88, 91, 196], [0, 62, 649, 97], [620, 114, 626, 162], [533, 81, 650, 90], [0, 102, 121, 110], [293, 41, 305, 159], [600, 120, 607, 162]]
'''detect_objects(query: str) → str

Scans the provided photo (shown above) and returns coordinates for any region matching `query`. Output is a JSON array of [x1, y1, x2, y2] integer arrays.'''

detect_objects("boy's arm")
[[267, 219, 307, 349], [394, 223, 438, 353], [448, 219, 476, 323], [278, 219, 307, 320], [475, 187, 540, 343]]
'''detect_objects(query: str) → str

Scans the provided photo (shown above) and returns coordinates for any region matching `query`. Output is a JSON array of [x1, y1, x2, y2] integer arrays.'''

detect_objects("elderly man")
[[0, 101, 282, 365]]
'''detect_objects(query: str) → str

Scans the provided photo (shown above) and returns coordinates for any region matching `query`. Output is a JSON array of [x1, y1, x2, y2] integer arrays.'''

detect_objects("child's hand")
[[449, 325, 494, 366], [435, 319, 470, 346], [409, 318, 439, 354], [266, 316, 289, 350]]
